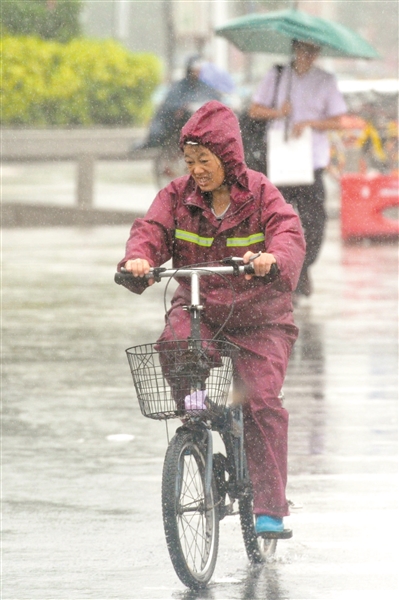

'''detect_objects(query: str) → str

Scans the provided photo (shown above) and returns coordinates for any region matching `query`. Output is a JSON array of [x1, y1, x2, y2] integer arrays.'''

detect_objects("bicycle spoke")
[[176, 453, 211, 572], [179, 514, 207, 570]]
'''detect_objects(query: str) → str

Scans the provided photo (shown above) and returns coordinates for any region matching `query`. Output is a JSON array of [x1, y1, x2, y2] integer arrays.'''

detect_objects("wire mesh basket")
[[126, 339, 239, 420]]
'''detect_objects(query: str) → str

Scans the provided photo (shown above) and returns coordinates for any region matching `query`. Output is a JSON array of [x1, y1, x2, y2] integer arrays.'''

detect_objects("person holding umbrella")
[[249, 39, 347, 297], [216, 7, 378, 297]]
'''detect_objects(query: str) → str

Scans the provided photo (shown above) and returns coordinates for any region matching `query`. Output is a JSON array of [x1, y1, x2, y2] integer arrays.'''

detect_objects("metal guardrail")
[[2, 128, 158, 209]]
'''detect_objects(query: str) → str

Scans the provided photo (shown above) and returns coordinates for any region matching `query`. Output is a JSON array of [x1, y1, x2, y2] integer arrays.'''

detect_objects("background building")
[[81, 0, 398, 83]]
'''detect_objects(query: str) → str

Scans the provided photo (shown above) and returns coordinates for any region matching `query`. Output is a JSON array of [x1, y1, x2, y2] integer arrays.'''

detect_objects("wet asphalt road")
[[2, 204, 398, 598]]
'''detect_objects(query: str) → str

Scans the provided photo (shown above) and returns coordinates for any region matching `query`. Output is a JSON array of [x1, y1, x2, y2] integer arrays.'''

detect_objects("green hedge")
[[1, 36, 162, 126], [1, 0, 82, 43]]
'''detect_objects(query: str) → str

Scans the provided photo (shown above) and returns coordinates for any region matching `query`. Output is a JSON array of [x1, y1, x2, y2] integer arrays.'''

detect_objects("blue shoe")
[[255, 514, 284, 534]]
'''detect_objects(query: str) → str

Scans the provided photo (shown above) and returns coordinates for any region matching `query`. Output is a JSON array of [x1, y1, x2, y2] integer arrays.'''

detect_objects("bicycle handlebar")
[[115, 261, 279, 287]]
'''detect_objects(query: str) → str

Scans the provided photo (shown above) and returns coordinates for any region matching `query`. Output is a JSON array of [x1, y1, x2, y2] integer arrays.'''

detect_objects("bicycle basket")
[[125, 339, 239, 420]]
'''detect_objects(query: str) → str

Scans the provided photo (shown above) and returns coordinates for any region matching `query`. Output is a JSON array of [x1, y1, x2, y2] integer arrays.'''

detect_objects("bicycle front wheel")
[[162, 429, 219, 589], [239, 494, 277, 563]]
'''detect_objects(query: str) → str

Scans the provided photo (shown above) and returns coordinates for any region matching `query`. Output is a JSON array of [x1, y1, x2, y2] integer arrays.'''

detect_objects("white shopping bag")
[[267, 126, 314, 186]]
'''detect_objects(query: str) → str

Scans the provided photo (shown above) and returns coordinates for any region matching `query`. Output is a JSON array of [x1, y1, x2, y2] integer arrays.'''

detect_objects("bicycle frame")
[[149, 264, 253, 510]]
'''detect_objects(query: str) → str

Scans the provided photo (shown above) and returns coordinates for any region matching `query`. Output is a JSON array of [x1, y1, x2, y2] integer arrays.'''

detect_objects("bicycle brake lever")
[[221, 256, 242, 275], [221, 256, 243, 265], [222, 252, 261, 265]]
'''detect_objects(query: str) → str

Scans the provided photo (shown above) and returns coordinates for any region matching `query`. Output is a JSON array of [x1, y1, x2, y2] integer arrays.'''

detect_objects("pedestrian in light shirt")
[[250, 39, 347, 298]]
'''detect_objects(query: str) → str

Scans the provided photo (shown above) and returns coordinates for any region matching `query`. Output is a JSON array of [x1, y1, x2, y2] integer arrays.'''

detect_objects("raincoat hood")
[[180, 101, 248, 187]]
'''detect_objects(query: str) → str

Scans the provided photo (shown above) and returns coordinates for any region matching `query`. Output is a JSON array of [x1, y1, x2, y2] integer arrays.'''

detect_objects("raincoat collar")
[[182, 178, 257, 234]]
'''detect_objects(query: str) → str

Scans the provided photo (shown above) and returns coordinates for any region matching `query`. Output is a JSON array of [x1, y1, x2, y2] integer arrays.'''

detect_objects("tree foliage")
[[0, 0, 82, 43]]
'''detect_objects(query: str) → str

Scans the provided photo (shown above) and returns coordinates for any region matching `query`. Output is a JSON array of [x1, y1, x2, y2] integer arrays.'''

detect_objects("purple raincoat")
[[118, 101, 305, 517]]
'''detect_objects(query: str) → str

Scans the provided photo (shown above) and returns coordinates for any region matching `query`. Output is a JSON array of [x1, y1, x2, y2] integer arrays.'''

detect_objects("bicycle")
[[115, 258, 292, 589]]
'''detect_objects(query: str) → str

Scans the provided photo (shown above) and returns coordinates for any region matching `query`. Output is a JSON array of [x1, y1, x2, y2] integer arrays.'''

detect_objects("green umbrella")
[[215, 8, 380, 59]]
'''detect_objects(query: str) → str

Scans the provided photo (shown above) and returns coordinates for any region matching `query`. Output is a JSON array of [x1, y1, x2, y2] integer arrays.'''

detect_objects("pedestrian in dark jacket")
[[118, 101, 306, 534], [139, 56, 220, 150]]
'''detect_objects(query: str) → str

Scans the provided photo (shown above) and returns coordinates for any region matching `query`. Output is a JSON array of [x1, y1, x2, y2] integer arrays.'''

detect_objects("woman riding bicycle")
[[118, 100, 305, 535]]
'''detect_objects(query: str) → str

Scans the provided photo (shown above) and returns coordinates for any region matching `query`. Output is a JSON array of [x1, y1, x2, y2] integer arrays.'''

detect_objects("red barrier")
[[341, 174, 399, 241]]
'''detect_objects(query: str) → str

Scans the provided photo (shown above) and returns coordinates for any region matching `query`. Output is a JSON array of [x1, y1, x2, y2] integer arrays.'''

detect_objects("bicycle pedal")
[[257, 528, 293, 540]]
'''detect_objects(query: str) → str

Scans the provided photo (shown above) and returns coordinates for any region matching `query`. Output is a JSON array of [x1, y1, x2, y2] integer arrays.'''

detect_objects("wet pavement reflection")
[[2, 216, 398, 599]]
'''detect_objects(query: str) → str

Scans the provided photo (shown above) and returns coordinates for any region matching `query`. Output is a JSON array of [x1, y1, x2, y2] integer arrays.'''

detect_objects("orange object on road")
[[341, 174, 399, 241]]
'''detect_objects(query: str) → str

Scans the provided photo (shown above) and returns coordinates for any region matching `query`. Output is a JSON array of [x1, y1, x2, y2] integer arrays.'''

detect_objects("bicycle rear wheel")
[[239, 494, 277, 563], [162, 429, 219, 589]]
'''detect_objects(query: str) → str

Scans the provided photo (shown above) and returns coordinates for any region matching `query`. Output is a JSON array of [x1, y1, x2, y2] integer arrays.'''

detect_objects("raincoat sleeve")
[[260, 179, 306, 291], [117, 185, 178, 271]]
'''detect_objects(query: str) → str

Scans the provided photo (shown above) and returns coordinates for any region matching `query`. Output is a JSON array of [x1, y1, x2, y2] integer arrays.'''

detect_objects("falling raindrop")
[[106, 433, 135, 442]]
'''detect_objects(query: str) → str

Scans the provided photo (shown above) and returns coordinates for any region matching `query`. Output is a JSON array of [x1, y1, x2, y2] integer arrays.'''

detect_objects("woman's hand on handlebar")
[[242, 251, 277, 280], [124, 259, 155, 285]]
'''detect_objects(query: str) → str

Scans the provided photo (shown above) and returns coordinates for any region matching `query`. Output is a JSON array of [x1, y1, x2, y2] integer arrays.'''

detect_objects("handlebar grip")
[[114, 271, 149, 295], [114, 272, 131, 285], [243, 262, 279, 282]]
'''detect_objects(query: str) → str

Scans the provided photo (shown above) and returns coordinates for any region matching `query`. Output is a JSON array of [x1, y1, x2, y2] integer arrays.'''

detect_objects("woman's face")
[[183, 144, 225, 192]]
